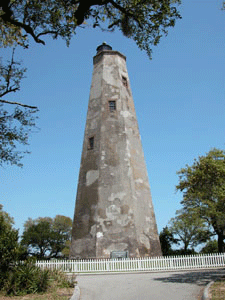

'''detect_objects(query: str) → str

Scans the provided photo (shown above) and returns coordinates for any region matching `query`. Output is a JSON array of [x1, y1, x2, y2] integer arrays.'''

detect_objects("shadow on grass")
[[153, 268, 225, 286]]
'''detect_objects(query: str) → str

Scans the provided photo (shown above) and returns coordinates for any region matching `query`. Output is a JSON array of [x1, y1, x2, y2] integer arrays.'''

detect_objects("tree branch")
[[0, 87, 19, 98], [37, 30, 59, 39], [2, 15, 46, 45], [108, 0, 143, 29], [0, 1, 45, 45], [73, 0, 107, 25], [0, 99, 38, 109]]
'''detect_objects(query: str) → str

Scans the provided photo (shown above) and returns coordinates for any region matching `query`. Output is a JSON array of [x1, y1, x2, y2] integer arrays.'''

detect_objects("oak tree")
[[176, 149, 225, 253], [169, 210, 210, 254], [1, 0, 181, 57], [21, 215, 72, 259]]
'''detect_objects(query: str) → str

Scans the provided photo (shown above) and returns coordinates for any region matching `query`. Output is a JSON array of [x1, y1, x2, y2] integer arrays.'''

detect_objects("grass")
[[209, 278, 225, 300]]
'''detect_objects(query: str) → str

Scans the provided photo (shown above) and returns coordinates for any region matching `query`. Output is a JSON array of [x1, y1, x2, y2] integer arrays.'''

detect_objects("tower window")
[[122, 76, 128, 87], [88, 137, 94, 150], [109, 100, 116, 112]]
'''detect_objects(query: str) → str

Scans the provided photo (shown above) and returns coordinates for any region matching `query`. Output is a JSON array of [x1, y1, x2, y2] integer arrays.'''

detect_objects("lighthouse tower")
[[70, 43, 162, 259]]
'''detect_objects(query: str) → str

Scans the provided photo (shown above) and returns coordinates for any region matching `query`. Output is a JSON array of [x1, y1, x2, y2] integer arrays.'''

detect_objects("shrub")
[[0, 206, 75, 297], [0, 206, 20, 289], [48, 269, 75, 289], [3, 260, 49, 296]]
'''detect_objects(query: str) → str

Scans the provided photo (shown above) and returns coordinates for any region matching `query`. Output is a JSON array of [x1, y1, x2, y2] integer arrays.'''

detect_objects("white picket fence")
[[35, 253, 225, 274]]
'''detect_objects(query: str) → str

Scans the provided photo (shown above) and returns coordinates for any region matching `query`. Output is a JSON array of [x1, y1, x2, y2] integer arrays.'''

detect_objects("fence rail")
[[35, 253, 225, 274]]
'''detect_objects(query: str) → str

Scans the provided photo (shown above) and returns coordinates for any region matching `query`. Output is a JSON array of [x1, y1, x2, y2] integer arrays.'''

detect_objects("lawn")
[[209, 279, 225, 300]]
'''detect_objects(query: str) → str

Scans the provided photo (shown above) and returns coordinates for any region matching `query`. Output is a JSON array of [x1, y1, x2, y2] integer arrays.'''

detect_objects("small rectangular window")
[[122, 76, 128, 87], [88, 137, 94, 150], [109, 100, 116, 112]]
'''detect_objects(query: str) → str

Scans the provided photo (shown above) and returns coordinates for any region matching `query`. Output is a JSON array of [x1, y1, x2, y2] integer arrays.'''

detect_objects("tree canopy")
[[0, 48, 38, 167], [176, 148, 225, 253], [1, 0, 181, 57], [21, 215, 72, 259], [0, 0, 181, 166], [169, 210, 210, 254], [0, 205, 19, 288], [0, 0, 181, 167], [159, 226, 178, 256], [200, 239, 218, 254], [0, 102, 37, 167]]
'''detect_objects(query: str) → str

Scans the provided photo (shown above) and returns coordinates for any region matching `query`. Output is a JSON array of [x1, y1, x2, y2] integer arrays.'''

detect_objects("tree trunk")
[[217, 233, 224, 253]]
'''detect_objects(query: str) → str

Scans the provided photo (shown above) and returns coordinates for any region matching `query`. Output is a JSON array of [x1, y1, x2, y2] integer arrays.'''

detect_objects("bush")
[[0, 207, 75, 297], [48, 269, 75, 289], [0, 206, 20, 289], [200, 240, 218, 254], [3, 260, 49, 296]]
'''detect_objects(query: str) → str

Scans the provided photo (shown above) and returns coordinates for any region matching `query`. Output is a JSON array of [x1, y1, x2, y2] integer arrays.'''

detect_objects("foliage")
[[0, 50, 38, 167], [0, 0, 181, 58], [2, 260, 75, 296], [200, 239, 218, 254], [159, 226, 178, 256], [21, 215, 72, 259], [0, 104, 38, 167], [3, 259, 49, 296], [51, 215, 72, 258], [21, 217, 53, 259], [0, 49, 26, 97], [176, 148, 225, 253], [48, 269, 75, 289], [169, 209, 211, 254], [0, 205, 19, 289], [0, 206, 74, 296], [1, 1, 181, 167]]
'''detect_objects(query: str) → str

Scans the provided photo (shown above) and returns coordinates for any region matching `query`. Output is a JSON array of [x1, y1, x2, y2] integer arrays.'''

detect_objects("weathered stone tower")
[[70, 43, 162, 259]]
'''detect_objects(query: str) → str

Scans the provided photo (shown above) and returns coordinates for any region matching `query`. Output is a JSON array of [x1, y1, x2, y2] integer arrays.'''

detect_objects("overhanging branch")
[[0, 1, 45, 45], [0, 99, 38, 109]]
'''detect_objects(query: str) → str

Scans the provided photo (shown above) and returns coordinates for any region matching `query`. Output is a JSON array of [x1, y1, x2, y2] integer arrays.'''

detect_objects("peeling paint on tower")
[[70, 43, 162, 259]]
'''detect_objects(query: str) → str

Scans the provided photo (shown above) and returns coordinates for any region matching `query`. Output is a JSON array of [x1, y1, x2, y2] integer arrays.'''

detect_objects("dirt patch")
[[209, 278, 225, 300], [0, 287, 74, 300]]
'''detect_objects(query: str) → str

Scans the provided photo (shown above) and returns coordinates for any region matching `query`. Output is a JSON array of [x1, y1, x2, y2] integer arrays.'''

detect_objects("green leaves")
[[21, 215, 72, 259], [3, 260, 49, 296], [0, 0, 181, 57], [169, 210, 211, 253], [1, 0, 79, 46], [0, 206, 20, 289], [0, 207, 73, 296], [176, 148, 225, 252], [105, 0, 181, 58], [0, 104, 38, 167], [0, 1, 181, 166], [0, 49, 38, 167], [159, 226, 178, 256]]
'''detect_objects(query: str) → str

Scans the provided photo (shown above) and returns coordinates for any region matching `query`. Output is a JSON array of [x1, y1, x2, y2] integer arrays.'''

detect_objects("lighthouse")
[[70, 43, 162, 259]]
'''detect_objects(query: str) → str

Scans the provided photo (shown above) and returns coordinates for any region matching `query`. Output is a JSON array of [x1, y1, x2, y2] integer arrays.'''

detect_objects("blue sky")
[[1, 0, 225, 238]]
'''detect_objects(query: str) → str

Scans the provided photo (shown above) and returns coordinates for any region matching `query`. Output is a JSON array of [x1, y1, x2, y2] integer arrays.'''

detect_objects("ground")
[[209, 278, 225, 300], [0, 287, 74, 300]]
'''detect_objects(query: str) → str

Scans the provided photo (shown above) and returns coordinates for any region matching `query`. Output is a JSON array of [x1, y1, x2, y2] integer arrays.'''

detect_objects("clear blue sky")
[[1, 0, 225, 237]]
